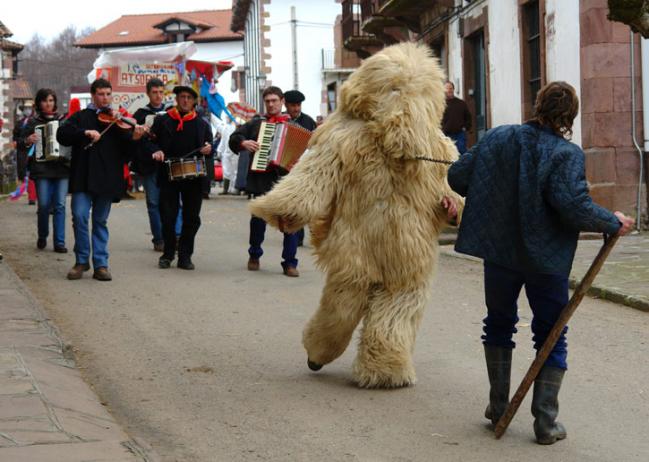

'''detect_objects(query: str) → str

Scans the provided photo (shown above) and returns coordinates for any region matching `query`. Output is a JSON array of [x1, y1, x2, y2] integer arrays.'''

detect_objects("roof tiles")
[[77, 10, 241, 48]]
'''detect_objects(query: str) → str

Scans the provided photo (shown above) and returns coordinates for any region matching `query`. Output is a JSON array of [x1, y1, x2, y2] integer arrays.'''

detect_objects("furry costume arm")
[[248, 142, 340, 234]]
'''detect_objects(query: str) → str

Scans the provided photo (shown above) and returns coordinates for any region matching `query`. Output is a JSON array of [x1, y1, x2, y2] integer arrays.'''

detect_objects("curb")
[[568, 278, 649, 312], [0, 259, 160, 461], [439, 246, 649, 313]]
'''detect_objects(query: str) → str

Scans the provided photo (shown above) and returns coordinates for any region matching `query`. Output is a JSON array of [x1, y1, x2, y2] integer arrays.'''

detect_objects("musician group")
[[17, 78, 318, 280]]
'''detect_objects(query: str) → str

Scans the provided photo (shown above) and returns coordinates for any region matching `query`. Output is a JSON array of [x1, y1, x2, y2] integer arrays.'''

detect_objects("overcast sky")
[[3, 0, 233, 43]]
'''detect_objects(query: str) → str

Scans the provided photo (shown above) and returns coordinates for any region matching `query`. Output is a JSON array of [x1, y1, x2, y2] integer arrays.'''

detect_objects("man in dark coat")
[[228, 86, 300, 277], [284, 90, 317, 131], [442, 81, 472, 154], [283, 89, 317, 246], [147, 86, 213, 270], [132, 78, 169, 251], [57, 78, 144, 281], [447, 81, 634, 445]]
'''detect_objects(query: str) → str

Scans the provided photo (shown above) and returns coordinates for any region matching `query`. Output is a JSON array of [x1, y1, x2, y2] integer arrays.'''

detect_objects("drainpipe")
[[631, 31, 645, 231], [640, 37, 649, 229]]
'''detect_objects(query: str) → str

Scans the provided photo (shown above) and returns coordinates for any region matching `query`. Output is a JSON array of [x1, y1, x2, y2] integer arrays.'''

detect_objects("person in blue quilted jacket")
[[448, 81, 634, 445]]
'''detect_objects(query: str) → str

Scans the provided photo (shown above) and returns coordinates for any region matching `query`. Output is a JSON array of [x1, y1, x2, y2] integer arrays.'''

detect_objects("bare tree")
[[20, 26, 96, 110]]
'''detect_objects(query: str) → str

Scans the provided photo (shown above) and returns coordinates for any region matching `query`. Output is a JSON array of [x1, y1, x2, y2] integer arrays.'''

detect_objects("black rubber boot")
[[532, 366, 567, 445], [484, 345, 512, 426]]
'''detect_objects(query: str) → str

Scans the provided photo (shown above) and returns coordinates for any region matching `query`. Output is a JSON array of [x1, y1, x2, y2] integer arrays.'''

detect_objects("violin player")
[[57, 78, 146, 281], [145, 85, 213, 270]]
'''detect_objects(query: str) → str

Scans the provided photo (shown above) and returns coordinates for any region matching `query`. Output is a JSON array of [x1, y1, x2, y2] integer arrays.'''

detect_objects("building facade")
[[340, 0, 647, 219], [231, 0, 343, 116], [0, 20, 30, 194]]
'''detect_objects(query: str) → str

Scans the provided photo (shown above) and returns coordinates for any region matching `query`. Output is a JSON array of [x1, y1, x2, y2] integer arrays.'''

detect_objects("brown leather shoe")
[[247, 258, 260, 271], [153, 241, 164, 252], [283, 266, 299, 277], [67, 263, 90, 280], [92, 267, 112, 281]]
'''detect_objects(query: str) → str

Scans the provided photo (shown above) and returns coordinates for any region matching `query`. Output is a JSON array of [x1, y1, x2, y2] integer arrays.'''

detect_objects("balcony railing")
[[321, 49, 336, 70]]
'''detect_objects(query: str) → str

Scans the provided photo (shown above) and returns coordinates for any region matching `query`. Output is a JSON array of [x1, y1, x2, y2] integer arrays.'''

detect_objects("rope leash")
[[414, 156, 455, 165]]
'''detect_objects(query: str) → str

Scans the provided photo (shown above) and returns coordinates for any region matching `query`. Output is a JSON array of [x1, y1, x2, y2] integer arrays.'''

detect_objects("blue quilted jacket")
[[448, 122, 621, 276]]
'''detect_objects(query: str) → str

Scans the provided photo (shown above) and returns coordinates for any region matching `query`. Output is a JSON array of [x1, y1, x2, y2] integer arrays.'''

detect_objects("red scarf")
[[167, 107, 197, 131], [265, 113, 290, 124]]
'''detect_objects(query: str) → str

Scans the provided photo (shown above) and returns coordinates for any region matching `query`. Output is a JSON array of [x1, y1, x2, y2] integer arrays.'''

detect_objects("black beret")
[[173, 85, 198, 99], [284, 90, 305, 103]]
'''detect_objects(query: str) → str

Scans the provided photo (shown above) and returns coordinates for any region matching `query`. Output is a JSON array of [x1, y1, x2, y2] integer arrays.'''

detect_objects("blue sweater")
[[447, 122, 621, 276]]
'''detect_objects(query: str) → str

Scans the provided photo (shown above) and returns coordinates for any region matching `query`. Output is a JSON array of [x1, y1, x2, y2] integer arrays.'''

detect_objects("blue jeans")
[[249, 216, 298, 268], [36, 178, 68, 247], [142, 173, 182, 242], [482, 261, 569, 370], [71, 192, 113, 268], [449, 131, 467, 154]]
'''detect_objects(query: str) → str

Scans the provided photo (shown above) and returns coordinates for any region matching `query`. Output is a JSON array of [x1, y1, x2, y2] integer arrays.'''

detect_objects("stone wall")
[[580, 0, 646, 217]]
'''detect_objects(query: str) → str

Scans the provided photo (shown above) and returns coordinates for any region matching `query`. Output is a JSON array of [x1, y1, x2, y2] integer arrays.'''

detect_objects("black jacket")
[[144, 112, 213, 186], [228, 115, 282, 195], [292, 112, 317, 131], [19, 113, 70, 180], [132, 104, 166, 175], [57, 108, 133, 199]]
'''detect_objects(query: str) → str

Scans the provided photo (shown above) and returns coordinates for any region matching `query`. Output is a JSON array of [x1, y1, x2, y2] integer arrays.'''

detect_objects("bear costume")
[[249, 43, 463, 388]]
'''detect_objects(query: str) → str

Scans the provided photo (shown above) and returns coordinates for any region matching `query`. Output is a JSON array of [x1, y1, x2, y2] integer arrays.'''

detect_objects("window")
[[520, 0, 545, 120]]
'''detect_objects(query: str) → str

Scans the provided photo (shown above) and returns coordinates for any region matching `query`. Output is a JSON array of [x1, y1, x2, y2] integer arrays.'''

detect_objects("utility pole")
[[291, 6, 299, 90]]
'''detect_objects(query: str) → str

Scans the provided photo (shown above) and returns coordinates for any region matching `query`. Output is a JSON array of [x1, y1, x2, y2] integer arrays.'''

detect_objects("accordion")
[[34, 120, 71, 162], [250, 121, 312, 172]]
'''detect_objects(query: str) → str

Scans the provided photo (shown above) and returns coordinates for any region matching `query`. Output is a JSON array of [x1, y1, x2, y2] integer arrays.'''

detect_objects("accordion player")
[[250, 121, 312, 173]]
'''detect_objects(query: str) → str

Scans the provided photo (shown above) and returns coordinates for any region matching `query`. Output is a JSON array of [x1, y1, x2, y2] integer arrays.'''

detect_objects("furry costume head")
[[333, 42, 448, 161]]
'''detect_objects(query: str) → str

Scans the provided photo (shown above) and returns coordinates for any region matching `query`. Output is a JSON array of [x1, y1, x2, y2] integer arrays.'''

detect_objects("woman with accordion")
[[18, 88, 70, 253]]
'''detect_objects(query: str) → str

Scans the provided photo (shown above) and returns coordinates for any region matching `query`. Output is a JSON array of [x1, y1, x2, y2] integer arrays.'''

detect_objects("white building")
[[231, 0, 342, 117], [76, 10, 244, 107]]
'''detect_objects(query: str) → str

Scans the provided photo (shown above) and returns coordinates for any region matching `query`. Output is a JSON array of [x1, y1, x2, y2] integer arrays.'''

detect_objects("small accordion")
[[250, 121, 312, 172], [34, 120, 71, 162]]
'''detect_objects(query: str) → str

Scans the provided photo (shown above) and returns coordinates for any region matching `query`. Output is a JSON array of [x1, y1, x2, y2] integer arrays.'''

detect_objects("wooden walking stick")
[[494, 233, 620, 439]]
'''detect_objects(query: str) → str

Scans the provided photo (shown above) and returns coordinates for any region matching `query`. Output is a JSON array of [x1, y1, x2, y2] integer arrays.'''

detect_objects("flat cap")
[[173, 85, 198, 99], [284, 90, 305, 103]]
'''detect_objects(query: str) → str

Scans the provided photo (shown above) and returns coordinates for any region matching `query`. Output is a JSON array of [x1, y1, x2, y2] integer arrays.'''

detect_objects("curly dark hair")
[[34, 88, 57, 113], [531, 81, 579, 138]]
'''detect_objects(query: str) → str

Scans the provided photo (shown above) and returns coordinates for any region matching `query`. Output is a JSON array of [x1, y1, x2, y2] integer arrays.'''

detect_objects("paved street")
[[0, 194, 648, 461]]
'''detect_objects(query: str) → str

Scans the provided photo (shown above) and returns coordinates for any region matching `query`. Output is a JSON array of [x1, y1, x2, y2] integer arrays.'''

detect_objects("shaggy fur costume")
[[249, 43, 463, 388]]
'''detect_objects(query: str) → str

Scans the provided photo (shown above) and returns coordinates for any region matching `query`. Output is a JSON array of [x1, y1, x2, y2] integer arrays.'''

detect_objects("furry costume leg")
[[303, 276, 368, 367], [353, 286, 428, 388]]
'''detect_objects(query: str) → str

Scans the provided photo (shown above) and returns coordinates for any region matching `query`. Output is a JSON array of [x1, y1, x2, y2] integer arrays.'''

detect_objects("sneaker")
[[153, 241, 165, 252], [158, 256, 173, 269], [92, 267, 112, 281], [67, 263, 90, 280], [247, 258, 260, 271], [283, 266, 299, 277], [53, 245, 68, 253], [177, 258, 195, 270], [37, 238, 46, 250]]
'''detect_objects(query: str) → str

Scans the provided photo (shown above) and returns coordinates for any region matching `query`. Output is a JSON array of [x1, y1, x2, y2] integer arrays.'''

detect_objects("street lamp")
[[256, 73, 267, 89]]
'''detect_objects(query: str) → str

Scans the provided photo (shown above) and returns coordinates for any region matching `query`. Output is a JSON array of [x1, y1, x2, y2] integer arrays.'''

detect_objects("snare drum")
[[166, 156, 207, 181]]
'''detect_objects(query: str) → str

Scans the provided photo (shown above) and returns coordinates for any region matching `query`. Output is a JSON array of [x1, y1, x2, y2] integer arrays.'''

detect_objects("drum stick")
[[181, 142, 211, 158], [494, 233, 620, 439]]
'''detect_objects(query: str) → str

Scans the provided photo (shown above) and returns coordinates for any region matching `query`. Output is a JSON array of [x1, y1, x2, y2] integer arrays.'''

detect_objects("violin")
[[84, 107, 139, 150], [97, 107, 137, 129]]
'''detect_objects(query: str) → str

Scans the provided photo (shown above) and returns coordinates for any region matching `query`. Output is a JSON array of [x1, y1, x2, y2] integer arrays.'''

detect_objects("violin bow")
[[83, 118, 119, 150]]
